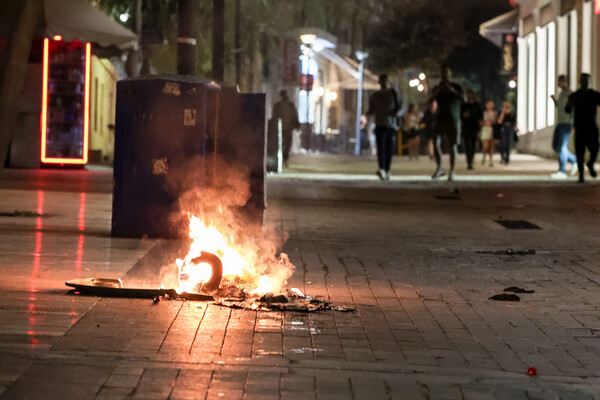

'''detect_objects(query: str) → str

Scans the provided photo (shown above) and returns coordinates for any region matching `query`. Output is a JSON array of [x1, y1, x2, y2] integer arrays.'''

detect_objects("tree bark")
[[0, 0, 43, 171], [177, 0, 196, 75], [212, 0, 224, 81], [234, 0, 241, 85]]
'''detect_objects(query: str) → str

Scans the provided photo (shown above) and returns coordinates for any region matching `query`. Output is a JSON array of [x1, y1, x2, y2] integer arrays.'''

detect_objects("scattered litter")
[[152, 296, 160, 304], [0, 210, 46, 218], [503, 286, 535, 294], [489, 293, 520, 301], [216, 296, 355, 313], [477, 249, 536, 255], [259, 294, 289, 303], [527, 367, 537, 376]]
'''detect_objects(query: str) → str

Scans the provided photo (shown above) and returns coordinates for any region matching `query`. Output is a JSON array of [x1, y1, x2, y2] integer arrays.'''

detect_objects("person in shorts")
[[430, 65, 464, 181]]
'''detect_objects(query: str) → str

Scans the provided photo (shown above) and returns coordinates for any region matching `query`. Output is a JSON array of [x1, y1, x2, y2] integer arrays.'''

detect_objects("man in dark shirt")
[[272, 90, 300, 168], [460, 89, 482, 170], [367, 74, 401, 180], [565, 73, 600, 183], [430, 65, 464, 181]]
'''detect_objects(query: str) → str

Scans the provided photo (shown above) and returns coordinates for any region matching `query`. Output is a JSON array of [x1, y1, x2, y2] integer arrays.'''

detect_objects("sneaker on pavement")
[[550, 171, 567, 179], [587, 162, 597, 178], [448, 171, 456, 181], [570, 163, 578, 176], [431, 167, 446, 179], [384, 171, 391, 180], [376, 169, 387, 180]]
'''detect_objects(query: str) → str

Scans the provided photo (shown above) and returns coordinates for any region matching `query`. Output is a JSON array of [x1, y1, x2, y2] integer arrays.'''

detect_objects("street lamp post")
[[354, 51, 368, 156], [300, 34, 316, 151]]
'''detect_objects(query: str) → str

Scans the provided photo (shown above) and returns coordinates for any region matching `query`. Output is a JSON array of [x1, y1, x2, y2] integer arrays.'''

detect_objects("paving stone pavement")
[[0, 167, 600, 399]]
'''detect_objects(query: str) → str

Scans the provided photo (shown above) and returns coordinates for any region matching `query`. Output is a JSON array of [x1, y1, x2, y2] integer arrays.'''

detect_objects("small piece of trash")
[[288, 288, 307, 299], [503, 286, 535, 294], [527, 367, 537, 376], [489, 293, 520, 301], [152, 296, 160, 304]]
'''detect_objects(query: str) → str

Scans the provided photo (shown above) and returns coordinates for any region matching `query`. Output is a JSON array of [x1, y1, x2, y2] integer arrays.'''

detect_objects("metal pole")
[[306, 54, 311, 150], [277, 119, 283, 173], [354, 59, 365, 155]]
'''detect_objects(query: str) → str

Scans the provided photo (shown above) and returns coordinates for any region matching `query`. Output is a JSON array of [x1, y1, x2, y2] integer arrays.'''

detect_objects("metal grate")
[[494, 220, 541, 230]]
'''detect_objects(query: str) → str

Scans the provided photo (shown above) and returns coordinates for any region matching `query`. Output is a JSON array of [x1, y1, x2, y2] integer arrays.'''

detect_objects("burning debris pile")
[[67, 158, 354, 312]]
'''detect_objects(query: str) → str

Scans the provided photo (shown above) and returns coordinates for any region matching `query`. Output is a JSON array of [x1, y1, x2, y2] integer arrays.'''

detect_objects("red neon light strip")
[[40, 38, 49, 163], [41, 40, 90, 165], [596, 0, 600, 14]]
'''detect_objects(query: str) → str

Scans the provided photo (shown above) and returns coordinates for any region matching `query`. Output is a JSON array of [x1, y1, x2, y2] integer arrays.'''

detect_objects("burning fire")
[[176, 215, 293, 296]]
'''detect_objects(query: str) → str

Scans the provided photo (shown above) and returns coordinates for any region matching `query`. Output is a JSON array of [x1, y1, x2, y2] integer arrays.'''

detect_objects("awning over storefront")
[[0, 0, 137, 48], [480, 8, 518, 47], [44, 0, 137, 48], [318, 48, 379, 90]]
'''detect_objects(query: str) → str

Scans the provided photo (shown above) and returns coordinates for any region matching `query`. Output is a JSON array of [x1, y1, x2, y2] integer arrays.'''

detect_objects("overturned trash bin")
[[111, 75, 220, 238]]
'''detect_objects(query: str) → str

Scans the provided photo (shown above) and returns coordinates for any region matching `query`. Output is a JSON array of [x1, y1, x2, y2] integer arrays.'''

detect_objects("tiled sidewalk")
[[0, 175, 600, 399]]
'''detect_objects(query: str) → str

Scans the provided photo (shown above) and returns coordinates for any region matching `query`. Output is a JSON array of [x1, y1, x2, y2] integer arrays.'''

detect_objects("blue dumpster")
[[111, 75, 220, 238]]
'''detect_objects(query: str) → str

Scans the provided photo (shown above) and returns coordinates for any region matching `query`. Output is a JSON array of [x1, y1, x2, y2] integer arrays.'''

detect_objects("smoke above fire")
[[165, 155, 294, 296]]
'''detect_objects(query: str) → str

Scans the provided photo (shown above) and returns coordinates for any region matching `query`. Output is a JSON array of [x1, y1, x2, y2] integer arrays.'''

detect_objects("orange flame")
[[176, 215, 293, 296]]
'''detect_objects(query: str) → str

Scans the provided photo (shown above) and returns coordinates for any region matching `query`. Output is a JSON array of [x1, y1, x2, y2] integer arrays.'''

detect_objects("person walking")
[[430, 65, 464, 181], [480, 100, 497, 167], [367, 74, 401, 180], [550, 75, 577, 179], [404, 104, 421, 160], [421, 99, 437, 159], [460, 89, 482, 170], [271, 90, 300, 168], [565, 73, 600, 183], [498, 101, 516, 165]]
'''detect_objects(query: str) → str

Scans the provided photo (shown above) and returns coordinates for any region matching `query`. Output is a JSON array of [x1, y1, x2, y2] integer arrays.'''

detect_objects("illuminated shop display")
[[41, 37, 91, 165]]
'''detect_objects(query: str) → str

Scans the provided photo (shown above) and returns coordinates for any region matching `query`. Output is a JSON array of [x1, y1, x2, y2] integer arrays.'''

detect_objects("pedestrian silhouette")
[[367, 74, 401, 180], [565, 73, 600, 183], [480, 100, 497, 167], [272, 90, 300, 168], [550, 75, 577, 179], [430, 65, 464, 181], [498, 101, 516, 165], [460, 89, 482, 170]]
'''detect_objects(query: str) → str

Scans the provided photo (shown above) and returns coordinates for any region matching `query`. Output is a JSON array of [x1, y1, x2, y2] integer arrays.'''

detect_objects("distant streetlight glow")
[[300, 34, 317, 45], [419, 72, 426, 80], [509, 80, 517, 89], [315, 87, 325, 97], [417, 84, 424, 92], [327, 91, 338, 101], [312, 43, 324, 52], [119, 13, 130, 23], [53, 35, 62, 41]]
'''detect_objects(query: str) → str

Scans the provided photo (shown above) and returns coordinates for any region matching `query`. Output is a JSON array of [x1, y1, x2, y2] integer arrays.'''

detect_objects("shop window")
[[546, 22, 556, 127], [582, 1, 592, 75], [527, 33, 536, 133]]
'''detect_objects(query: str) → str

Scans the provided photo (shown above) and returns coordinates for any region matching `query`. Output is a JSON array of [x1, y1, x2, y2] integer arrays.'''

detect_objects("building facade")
[[515, 0, 600, 156]]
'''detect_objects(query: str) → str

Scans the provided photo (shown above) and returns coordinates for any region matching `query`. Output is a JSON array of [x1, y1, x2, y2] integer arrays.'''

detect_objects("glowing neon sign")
[[41, 38, 90, 165]]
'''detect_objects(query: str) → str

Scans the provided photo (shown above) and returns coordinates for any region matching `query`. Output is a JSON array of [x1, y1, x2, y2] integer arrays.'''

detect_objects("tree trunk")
[[0, 0, 43, 171], [234, 0, 241, 85], [177, 0, 196, 75], [212, 0, 224, 81]]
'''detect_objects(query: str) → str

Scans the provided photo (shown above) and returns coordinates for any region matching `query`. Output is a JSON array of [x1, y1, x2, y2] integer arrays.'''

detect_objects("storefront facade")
[[515, 0, 600, 156]]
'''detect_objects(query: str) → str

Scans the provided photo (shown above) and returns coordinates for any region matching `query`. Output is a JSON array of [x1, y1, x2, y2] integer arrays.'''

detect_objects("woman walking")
[[481, 100, 497, 166], [404, 104, 421, 160], [460, 90, 482, 170], [498, 101, 517, 165]]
